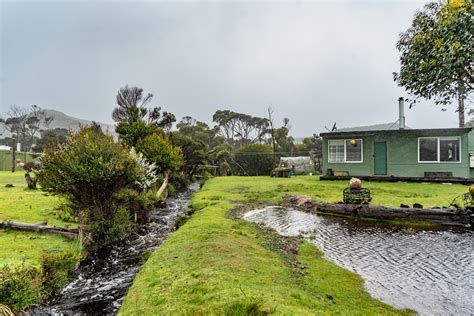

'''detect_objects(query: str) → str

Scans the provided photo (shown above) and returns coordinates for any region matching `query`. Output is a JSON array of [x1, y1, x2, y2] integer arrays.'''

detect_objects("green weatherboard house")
[[320, 100, 474, 182]]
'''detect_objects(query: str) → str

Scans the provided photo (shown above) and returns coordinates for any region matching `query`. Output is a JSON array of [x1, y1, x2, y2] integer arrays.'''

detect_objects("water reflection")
[[244, 207, 474, 316]]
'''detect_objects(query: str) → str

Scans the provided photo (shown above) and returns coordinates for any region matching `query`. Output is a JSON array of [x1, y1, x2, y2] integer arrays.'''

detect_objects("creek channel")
[[244, 206, 474, 316], [32, 183, 200, 315]]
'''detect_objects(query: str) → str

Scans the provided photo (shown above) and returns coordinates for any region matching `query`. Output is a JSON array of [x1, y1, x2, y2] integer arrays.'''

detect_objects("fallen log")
[[0, 221, 79, 239], [282, 195, 473, 227]]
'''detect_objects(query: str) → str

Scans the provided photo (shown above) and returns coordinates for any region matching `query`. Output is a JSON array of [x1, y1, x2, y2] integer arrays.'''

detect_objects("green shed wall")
[[322, 130, 473, 179], [0, 150, 38, 172]]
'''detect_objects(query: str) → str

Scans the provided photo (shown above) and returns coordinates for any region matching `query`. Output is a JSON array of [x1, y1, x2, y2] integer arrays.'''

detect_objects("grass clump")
[[0, 249, 80, 311]]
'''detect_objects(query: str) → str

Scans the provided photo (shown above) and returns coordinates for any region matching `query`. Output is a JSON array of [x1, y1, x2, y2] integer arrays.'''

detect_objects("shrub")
[[37, 124, 141, 248], [40, 250, 81, 297], [113, 189, 159, 223], [135, 133, 183, 175], [0, 250, 81, 311], [0, 265, 41, 310], [54, 203, 78, 223], [170, 172, 190, 192]]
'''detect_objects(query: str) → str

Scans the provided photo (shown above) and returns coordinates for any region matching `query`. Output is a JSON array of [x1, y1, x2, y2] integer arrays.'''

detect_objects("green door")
[[374, 142, 387, 175]]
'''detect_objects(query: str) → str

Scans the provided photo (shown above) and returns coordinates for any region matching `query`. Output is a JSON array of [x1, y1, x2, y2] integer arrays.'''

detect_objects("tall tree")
[[113, 85, 176, 147], [393, 0, 473, 127], [212, 110, 269, 148]]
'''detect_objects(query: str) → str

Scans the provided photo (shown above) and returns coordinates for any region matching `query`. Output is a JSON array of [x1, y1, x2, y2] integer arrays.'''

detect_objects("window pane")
[[419, 138, 438, 162], [440, 138, 460, 162], [345, 140, 362, 162], [328, 140, 344, 163]]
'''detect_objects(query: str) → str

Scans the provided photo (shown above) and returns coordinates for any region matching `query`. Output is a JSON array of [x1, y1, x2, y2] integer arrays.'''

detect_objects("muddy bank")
[[282, 194, 473, 227]]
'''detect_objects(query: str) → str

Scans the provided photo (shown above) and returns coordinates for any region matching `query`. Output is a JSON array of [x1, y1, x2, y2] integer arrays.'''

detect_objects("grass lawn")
[[119, 175, 466, 315], [0, 171, 79, 267]]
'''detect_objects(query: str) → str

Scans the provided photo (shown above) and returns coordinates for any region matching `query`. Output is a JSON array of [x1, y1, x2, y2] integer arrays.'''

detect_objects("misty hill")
[[44, 109, 116, 134], [0, 109, 116, 138]]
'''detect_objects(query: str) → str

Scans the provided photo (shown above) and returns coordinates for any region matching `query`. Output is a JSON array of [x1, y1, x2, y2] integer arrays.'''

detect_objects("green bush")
[[136, 133, 183, 174], [37, 124, 142, 248], [0, 265, 41, 310], [40, 250, 81, 297], [0, 250, 81, 311], [113, 188, 159, 223], [170, 172, 191, 192], [54, 203, 78, 223]]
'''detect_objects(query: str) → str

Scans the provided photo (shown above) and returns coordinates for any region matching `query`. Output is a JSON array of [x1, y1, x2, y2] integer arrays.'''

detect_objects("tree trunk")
[[282, 195, 472, 227], [11, 146, 16, 173], [0, 221, 79, 239], [458, 81, 465, 128], [25, 173, 37, 189]]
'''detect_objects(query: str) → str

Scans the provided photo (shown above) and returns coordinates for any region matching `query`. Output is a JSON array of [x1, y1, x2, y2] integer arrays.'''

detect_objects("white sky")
[[1, 0, 468, 136]]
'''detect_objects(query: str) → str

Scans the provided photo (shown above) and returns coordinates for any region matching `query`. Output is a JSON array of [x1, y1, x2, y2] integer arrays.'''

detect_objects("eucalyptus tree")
[[393, 0, 473, 127]]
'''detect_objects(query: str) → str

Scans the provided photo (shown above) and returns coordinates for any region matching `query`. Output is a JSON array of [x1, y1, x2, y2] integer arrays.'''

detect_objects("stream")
[[244, 206, 474, 316], [32, 183, 200, 315]]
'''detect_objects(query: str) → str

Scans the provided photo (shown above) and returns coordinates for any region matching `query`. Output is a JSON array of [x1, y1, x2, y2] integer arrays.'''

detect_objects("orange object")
[[469, 185, 474, 195]]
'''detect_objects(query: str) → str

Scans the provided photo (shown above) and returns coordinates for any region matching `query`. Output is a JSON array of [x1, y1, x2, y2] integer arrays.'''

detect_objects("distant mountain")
[[44, 109, 116, 134], [0, 109, 116, 138]]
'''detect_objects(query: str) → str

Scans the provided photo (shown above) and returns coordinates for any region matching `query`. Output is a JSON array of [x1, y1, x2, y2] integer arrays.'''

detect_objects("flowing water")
[[244, 206, 474, 316], [32, 183, 200, 315]]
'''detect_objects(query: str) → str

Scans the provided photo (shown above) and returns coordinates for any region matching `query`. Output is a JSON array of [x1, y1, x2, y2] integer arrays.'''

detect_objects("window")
[[328, 140, 344, 163], [418, 137, 461, 163], [328, 139, 363, 163], [345, 139, 362, 162]]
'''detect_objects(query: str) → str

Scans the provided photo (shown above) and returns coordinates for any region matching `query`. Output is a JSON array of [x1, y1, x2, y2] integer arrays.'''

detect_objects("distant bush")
[[234, 144, 274, 176]]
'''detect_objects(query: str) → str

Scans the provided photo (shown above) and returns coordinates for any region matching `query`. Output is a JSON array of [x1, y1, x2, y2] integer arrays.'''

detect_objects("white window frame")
[[418, 136, 462, 163], [328, 139, 363, 163]]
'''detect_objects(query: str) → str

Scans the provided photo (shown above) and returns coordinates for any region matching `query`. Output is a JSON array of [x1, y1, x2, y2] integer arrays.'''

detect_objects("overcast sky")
[[0, 0, 466, 137]]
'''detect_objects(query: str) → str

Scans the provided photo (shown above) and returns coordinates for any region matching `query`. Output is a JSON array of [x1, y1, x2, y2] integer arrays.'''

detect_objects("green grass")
[[119, 176, 452, 315], [0, 171, 78, 267]]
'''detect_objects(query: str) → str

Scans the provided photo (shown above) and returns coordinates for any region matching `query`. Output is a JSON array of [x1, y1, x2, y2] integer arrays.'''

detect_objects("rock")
[[413, 203, 423, 209], [400, 204, 410, 208], [5, 184, 14, 188]]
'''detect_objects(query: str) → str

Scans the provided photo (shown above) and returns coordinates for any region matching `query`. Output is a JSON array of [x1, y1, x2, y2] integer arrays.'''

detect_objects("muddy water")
[[244, 207, 474, 316], [32, 183, 200, 315]]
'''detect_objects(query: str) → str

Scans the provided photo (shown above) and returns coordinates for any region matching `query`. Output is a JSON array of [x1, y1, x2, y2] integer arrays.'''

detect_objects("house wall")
[[322, 130, 472, 178]]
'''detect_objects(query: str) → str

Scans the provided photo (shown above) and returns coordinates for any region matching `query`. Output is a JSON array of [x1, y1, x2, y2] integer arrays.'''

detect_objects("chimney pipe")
[[398, 97, 405, 129]]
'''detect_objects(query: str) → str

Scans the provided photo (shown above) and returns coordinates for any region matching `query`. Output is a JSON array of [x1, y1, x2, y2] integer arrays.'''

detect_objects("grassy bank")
[[119, 175, 463, 315], [0, 171, 78, 267]]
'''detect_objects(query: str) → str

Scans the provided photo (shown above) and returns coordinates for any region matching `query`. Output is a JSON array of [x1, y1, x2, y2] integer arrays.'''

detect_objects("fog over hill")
[[0, 109, 116, 138]]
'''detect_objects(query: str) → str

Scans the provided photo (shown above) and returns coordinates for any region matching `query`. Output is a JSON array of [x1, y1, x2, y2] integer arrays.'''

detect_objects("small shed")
[[279, 156, 314, 174]]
